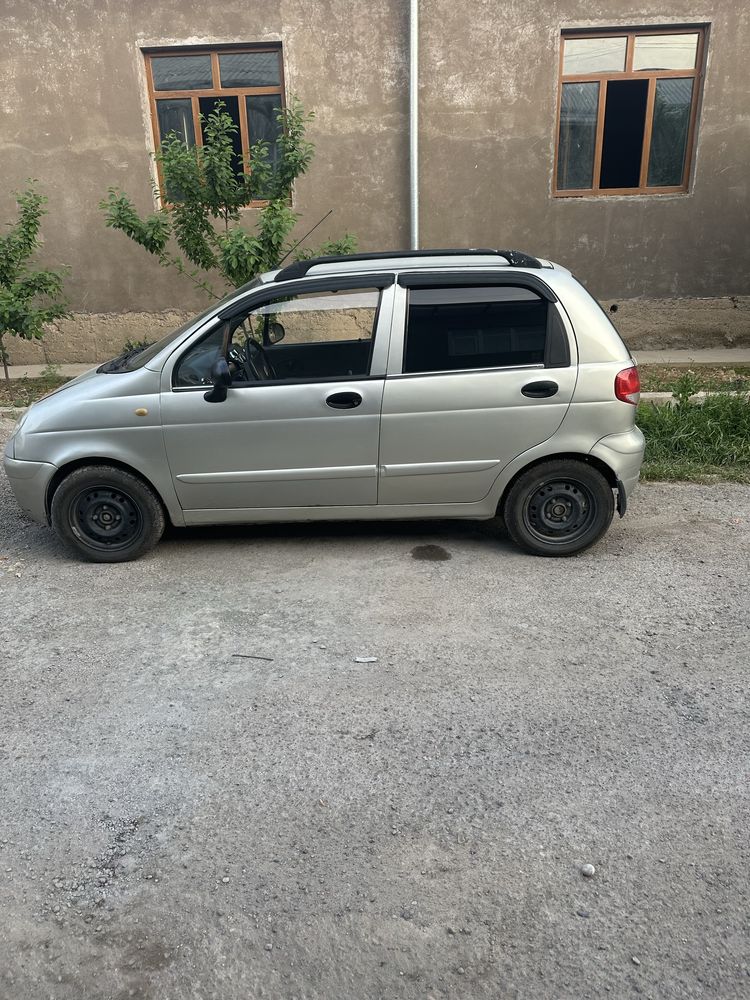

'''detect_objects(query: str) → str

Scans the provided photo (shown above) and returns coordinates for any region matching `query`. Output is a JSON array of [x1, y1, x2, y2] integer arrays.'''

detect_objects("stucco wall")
[[0, 1, 748, 362], [420, 2, 750, 299]]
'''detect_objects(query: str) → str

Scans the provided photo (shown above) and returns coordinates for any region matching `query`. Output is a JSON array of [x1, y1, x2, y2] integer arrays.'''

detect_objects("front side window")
[[144, 45, 285, 200], [403, 287, 553, 374], [174, 287, 381, 387], [555, 27, 705, 196]]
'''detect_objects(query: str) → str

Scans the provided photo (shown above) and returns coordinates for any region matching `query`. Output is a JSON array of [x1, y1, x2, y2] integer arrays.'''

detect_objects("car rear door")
[[160, 277, 395, 515], [378, 274, 577, 505]]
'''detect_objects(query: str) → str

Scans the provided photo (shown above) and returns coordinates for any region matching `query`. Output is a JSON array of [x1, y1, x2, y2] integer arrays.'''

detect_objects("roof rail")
[[273, 248, 542, 282]]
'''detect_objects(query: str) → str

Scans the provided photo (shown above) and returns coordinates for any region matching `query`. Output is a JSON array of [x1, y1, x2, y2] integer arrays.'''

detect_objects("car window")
[[174, 287, 382, 387], [173, 323, 226, 386], [403, 286, 550, 374]]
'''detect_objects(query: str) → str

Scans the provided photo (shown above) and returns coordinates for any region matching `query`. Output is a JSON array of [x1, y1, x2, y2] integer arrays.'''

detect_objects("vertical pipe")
[[409, 0, 419, 249]]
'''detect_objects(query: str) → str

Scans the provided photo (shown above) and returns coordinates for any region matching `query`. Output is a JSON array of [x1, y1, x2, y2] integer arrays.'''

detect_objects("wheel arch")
[[46, 457, 177, 526], [497, 452, 618, 514]]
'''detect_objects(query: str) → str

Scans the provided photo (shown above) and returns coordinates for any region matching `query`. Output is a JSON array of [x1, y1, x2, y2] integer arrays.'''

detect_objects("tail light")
[[615, 365, 640, 405]]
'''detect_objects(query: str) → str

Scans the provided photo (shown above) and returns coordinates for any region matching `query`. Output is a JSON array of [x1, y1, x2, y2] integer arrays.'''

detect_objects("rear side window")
[[403, 286, 566, 374]]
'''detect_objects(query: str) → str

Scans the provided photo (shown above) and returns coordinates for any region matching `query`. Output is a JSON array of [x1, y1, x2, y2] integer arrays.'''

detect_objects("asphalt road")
[[1, 416, 749, 1000]]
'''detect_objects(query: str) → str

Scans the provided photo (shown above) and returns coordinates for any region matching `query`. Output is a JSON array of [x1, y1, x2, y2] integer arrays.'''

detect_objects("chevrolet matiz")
[[3, 249, 645, 562]]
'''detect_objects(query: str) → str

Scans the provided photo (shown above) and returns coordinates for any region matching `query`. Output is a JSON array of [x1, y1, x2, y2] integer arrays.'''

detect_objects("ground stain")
[[410, 544, 452, 562]]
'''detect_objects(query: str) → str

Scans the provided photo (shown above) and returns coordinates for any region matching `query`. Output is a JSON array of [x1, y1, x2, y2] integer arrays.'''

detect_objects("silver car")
[[3, 249, 644, 562]]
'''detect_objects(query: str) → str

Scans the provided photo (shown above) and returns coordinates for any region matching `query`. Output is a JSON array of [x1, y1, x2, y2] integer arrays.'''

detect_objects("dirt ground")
[[1, 417, 749, 1000]]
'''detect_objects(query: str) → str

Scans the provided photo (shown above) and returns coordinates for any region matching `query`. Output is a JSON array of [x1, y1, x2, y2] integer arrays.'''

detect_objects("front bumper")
[[3, 455, 56, 524]]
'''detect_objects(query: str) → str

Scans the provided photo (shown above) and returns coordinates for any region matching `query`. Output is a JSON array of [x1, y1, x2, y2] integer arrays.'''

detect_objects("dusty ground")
[[1, 417, 749, 1000]]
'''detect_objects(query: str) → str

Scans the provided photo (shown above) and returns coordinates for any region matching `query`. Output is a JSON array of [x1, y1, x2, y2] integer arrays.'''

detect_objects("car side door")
[[160, 277, 395, 516], [378, 274, 577, 505]]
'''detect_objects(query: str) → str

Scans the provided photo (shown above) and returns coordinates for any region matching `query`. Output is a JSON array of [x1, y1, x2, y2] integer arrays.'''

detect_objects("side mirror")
[[268, 321, 285, 345], [203, 356, 232, 403]]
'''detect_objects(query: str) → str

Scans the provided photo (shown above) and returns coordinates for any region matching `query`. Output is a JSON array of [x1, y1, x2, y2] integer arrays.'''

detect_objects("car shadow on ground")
[[161, 515, 510, 553]]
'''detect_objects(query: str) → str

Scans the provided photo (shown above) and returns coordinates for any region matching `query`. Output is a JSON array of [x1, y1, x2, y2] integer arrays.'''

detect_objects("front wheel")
[[50, 465, 165, 563], [503, 460, 614, 557]]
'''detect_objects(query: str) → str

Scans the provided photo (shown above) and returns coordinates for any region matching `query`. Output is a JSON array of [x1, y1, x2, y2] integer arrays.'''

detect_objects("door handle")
[[521, 380, 559, 399], [326, 391, 363, 409]]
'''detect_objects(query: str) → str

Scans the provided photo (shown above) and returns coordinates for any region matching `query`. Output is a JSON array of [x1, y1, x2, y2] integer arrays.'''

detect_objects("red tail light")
[[615, 365, 640, 404]]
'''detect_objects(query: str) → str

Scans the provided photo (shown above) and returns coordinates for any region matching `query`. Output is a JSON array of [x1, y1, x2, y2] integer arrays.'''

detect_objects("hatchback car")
[[4, 249, 644, 562]]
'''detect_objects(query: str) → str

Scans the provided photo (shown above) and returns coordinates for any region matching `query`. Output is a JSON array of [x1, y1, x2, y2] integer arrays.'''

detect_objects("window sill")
[[552, 187, 691, 201]]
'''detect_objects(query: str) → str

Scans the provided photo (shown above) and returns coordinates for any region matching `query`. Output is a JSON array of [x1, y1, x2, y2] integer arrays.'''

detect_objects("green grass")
[[0, 374, 71, 409], [638, 394, 750, 483], [639, 364, 750, 394]]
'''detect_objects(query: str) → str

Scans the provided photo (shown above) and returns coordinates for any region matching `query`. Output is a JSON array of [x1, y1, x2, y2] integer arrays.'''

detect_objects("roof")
[[272, 248, 546, 283]]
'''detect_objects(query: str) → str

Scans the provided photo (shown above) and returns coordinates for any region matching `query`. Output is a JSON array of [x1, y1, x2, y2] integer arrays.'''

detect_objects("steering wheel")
[[227, 343, 253, 382], [245, 339, 277, 381]]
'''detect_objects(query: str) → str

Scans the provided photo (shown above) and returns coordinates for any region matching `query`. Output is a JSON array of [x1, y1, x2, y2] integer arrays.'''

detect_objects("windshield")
[[97, 278, 263, 373]]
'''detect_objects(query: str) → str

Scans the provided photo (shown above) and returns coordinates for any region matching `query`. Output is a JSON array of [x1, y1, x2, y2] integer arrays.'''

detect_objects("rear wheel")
[[50, 465, 165, 563], [503, 460, 614, 556]]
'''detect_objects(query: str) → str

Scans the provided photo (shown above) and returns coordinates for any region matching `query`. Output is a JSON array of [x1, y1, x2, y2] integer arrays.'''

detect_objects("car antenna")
[[276, 209, 334, 266]]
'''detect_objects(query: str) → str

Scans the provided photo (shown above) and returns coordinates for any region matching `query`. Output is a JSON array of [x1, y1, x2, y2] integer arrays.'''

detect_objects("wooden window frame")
[[143, 43, 286, 205], [553, 25, 707, 198]]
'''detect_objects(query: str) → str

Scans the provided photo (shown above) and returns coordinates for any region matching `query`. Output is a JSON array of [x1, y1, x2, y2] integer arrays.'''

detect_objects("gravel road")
[[1, 416, 749, 999]]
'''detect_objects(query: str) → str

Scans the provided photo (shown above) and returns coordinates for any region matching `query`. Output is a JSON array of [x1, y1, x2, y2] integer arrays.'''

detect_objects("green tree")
[[101, 98, 356, 299], [0, 186, 69, 380]]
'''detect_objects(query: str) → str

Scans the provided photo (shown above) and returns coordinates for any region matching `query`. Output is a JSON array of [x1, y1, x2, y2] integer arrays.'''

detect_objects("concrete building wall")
[[1, 0, 748, 362]]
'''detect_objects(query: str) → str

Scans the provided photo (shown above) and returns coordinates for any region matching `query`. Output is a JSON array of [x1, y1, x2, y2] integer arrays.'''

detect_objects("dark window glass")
[[599, 79, 649, 188], [156, 99, 195, 146], [404, 287, 548, 374], [152, 54, 212, 91], [199, 96, 244, 178], [557, 82, 599, 190], [647, 77, 694, 186], [219, 51, 281, 87], [247, 95, 283, 193]]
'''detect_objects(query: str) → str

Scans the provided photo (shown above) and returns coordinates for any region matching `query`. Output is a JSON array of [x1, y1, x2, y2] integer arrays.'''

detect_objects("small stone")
[[576, 909, 590, 919], [221, 877, 230, 884], [580, 863, 596, 878], [457, 967, 465, 975], [632, 956, 641, 966], [354, 656, 378, 663], [265, 943, 273, 951]]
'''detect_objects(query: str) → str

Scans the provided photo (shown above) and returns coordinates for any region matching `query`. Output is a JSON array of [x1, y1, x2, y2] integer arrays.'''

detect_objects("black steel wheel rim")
[[69, 485, 143, 551], [523, 478, 596, 544]]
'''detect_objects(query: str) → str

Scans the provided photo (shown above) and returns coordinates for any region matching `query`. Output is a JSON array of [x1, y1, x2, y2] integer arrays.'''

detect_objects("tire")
[[503, 460, 614, 557], [50, 465, 165, 563]]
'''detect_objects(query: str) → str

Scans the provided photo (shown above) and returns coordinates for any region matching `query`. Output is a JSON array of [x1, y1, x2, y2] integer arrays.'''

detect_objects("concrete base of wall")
[[5, 296, 750, 364], [6, 310, 193, 365], [599, 295, 750, 351]]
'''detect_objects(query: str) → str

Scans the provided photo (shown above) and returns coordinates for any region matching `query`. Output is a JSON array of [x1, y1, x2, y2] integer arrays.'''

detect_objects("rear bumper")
[[3, 456, 56, 524], [589, 427, 645, 505]]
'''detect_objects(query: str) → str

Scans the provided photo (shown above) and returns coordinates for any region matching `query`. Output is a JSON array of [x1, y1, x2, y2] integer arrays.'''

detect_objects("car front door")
[[160, 278, 394, 517], [378, 277, 577, 505]]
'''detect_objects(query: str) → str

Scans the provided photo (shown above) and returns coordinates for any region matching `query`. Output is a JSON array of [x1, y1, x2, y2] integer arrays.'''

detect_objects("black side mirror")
[[203, 356, 232, 403], [268, 321, 285, 344]]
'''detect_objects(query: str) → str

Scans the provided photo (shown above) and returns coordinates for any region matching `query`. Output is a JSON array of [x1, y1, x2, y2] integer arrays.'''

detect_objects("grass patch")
[[638, 393, 750, 483], [0, 374, 71, 409], [639, 363, 750, 394]]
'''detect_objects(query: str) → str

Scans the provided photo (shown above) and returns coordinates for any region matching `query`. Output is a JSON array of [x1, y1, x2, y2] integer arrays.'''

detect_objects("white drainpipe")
[[409, 0, 419, 249]]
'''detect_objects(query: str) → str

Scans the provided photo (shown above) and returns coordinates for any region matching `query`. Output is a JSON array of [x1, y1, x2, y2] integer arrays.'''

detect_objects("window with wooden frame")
[[554, 27, 706, 196], [143, 45, 285, 200]]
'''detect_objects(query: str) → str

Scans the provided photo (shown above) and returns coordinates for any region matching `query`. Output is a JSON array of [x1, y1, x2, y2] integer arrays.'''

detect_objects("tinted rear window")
[[404, 286, 549, 374]]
